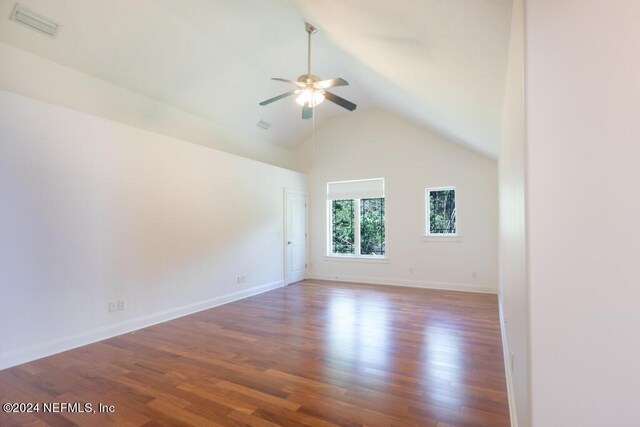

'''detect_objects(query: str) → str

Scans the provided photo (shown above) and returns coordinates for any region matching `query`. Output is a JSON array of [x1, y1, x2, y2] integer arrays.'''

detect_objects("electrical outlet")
[[108, 301, 117, 313], [117, 299, 126, 311]]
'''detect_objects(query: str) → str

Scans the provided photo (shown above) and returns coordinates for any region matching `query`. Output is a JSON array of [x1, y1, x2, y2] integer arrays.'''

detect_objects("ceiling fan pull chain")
[[312, 104, 316, 166]]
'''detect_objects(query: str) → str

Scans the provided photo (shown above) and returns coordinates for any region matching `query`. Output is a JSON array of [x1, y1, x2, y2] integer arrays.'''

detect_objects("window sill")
[[324, 255, 390, 264], [422, 235, 463, 242]]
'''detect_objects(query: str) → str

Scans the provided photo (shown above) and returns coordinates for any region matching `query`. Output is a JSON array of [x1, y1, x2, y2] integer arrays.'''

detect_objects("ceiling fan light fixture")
[[295, 88, 325, 107]]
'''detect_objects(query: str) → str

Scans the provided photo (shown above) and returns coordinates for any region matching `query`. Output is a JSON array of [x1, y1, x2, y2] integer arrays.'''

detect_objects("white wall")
[[0, 91, 305, 369], [296, 109, 498, 293], [526, 0, 640, 425], [0, 42, 298, 171], [499, 0, 528, 425]]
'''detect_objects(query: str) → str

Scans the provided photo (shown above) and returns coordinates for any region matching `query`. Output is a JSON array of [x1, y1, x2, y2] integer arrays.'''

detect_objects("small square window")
[[426, 187, 457, 235]]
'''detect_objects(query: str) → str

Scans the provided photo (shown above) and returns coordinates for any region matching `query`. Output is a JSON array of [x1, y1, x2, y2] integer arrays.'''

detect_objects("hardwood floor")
[[0, 280, 510, 426]]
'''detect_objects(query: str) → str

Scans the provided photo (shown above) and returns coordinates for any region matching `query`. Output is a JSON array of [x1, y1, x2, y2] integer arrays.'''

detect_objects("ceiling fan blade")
[[272, 78, 305, 87], [324, 91, 357, 111], [315, 78, 349, 89], [259, 90, 298, 106], [302, 104, 313, 120]]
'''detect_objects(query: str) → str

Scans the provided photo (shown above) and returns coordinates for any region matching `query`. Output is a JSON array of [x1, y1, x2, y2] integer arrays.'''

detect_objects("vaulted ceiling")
[[0, 0, 513, 158]]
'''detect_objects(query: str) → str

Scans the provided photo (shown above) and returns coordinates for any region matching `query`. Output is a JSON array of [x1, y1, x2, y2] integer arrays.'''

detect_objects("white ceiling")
[[0, 0, 512, 157]]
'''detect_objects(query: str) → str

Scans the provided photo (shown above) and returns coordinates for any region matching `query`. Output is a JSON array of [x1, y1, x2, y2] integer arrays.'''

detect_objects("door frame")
[[283, 188, 308, 285]]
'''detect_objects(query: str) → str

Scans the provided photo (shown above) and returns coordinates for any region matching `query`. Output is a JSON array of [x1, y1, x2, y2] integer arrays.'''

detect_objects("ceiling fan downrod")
[[305, 22, 317, 77]]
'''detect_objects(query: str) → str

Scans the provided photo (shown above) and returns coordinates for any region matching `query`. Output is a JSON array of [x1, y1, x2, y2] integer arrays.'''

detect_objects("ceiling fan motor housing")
[[297, 74, 321, 85]]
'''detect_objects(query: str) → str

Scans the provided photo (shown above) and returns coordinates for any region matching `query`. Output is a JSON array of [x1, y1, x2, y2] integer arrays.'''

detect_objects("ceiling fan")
[[259, 22, 357, 120]]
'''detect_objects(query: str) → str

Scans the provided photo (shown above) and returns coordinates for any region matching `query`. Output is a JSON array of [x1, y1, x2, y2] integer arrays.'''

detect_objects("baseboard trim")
[[499, 299, 519, 427], [308, 273, 497, 294], [0, 280, 285, 371]]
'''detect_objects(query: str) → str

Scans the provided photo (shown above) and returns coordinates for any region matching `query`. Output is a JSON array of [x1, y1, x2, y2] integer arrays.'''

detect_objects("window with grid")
[[328, 179, 386, 257], [426, 187, 457, 236]]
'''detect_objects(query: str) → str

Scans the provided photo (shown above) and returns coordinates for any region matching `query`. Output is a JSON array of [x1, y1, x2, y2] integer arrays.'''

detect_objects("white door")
[[284, 189, 307, 284]]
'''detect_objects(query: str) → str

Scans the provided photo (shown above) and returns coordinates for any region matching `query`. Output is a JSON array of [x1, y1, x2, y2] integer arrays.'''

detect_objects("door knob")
[[287, 241, 292, 244]]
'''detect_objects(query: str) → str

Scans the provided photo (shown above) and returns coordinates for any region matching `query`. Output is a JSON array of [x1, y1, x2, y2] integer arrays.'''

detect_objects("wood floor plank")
[[0, 280, 510, 426]]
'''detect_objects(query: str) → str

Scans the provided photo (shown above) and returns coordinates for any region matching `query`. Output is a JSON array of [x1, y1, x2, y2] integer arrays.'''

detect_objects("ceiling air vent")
[[10, 3, 60, 38], [256, 119, 271, 130]]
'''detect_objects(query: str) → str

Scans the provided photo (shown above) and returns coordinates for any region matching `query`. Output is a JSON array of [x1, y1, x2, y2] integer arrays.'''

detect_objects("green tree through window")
[[331, 198, 385, 256], [429, 189, 456, 234], [332, 199, 354, 254], [360, 198, 385, 255]]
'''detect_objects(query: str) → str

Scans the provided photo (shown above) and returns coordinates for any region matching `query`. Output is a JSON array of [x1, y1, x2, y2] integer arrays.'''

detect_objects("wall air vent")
[[10, 3, 60, 38], [256, 119, 271, 130]]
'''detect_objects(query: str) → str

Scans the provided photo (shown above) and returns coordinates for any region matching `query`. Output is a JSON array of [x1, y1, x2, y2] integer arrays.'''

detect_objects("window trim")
[[327, 197, 387, 259], [323, 254, 390, 263], [424, 186, 461, 239]]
